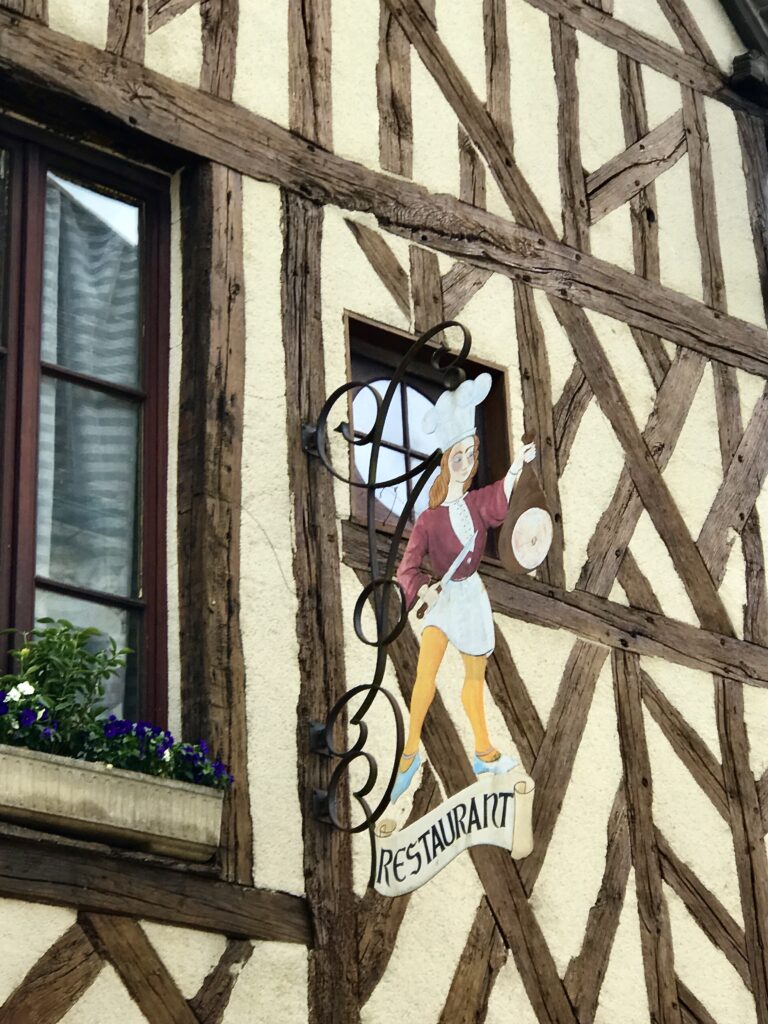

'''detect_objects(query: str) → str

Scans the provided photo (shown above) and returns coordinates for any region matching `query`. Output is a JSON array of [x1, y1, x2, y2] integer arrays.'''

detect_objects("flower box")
[[0, 744, 224, 861]]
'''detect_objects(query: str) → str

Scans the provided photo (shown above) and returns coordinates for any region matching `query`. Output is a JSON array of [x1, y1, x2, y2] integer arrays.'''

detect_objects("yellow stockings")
[[399, 627, 495, 772]]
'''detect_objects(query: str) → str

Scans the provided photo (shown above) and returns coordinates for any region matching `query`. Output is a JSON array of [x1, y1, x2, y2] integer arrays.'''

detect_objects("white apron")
[[422, 496, 495, 656]]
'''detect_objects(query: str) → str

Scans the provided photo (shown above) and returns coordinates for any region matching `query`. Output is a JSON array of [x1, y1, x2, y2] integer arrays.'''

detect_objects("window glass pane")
[[352, 379, 404, 445], [36, 377, 140, 597], [404, 385, 438, 456], [41, 173, 141, 387], [34, 588, 139, 719], [354, 444, 408, 525]]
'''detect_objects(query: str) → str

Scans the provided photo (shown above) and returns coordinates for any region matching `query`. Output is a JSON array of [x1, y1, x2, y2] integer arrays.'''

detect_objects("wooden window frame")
[[0, 114, 170, 725], [344, 311, 511, 552]]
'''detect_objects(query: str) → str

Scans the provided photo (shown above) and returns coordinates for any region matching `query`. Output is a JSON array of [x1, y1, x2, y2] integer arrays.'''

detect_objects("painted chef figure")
[[392, 373, 536, 802]]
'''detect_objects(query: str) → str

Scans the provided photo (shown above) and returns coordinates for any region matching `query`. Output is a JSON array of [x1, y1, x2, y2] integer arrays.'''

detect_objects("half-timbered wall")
[[1, 1, 768, 1022]]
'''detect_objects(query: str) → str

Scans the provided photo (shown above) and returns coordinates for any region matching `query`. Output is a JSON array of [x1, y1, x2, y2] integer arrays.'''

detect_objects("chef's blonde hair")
[[428, 434, 480, 509]]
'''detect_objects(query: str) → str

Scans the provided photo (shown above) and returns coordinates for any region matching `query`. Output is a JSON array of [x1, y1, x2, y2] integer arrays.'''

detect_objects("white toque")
[[421, 373, 492, 453]]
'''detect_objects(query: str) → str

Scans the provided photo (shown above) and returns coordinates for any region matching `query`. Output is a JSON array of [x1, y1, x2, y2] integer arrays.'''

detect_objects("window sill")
[[0, 744, 223, 863]]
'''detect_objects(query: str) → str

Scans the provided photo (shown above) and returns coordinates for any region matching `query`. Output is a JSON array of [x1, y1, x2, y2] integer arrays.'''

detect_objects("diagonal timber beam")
[[441, 263, 493, 319], [586, 110, 687, 223], [345, 219, 411, 319], [656, 0, 719, 66], [4, 13, 768, 378], [148, 0, 196, 33], [438, 897, 507, 1024]]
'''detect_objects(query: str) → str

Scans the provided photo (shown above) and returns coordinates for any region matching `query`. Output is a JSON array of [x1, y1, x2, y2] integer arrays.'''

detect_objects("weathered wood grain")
[[677, 981, 719, 1024], [200, 0, 238, 100], [81, 914, 198, 1024], [483, 0, 512, 146], [179, 162, 252, 885], [584, 0, 612, 12], [441, 262, 493, 318], [485, 624, 545, 774], [189, 939, 255, 1024], [577, 347, 705, 597], [553, 364, 591, 473], [715, 677, 768, 1023], [106, 0, 145, 63], [148, 0, 196, 33], [564, 789, 630, 1024], [410, 243, 443, 332], [5, 14, 768, 377], [743, 512, 768, 647], [514, 281, 565, 588], [613, 651, 681, 1024], [656, 0, 718, 66], [551, 18, 589, 250], [385, 620, 578, 1024], [377, 3, 412, 177], [343, 520, 768, 687], [657, 832, 751, 990], [587, 110, 687, 223], [356, 762, 440, 1006], [0, 832, 311, 942], [524, 0, 722, 95], [384, 0, 554, 235], [0, 923, 102, 1024], [438, 898, 506, 1024], [642, 671, 728, 822], [736, 111, 768, 323], [288, 0, 332, 148], [617, 550, 664, 614], [683, 87, 726, 311], [459, 125, 487, 208], [282, 192, 359, 1022], [345, 219, 410, 319], [698, 382, 768, 585], [0, 0, 46, 20]]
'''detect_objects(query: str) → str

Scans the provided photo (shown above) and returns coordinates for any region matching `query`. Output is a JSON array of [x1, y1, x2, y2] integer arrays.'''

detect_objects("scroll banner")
[[373, 769, 535, 897]]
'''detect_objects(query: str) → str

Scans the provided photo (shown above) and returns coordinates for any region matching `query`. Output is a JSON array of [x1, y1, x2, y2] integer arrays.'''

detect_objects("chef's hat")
[[421, 373, 492, 453]]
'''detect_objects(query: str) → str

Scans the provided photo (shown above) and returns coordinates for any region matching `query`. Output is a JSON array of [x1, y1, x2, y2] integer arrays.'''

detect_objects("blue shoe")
[[473, 752, 518, 776], [390, 752, 421, 803]]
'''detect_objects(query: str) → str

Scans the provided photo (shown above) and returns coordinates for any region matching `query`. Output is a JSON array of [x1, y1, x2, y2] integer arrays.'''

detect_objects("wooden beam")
[[200, 0, 238, 101], [657, 832, 751, 991], [148, 0, 196, 33], [0, 923, 102, 1024], [345, 219, 411, 320], [0, 833, 311, 942], [656, 0, 718, 66], [4, 14, 768, 379], [409, 243, 443, 332], [282, 192, 359, 1022], [563, 789, 630, 1024], [288, 0, 332, 149], [613, 650, 681, 1024], [642, 670, 728, 822], [524, 0, 722, 95], [736, 112, 768, 325], [356, 765, 440, 1007], [179, 162, 253, 885], [189, 939, 255, 1024], [81, 914, 198, 1024], [458, 125, 486, 208], [484, 624, 545, 774], [342, 520, 768, 687], [586, 110, 687, 223], [617, 549, 664, 614], [553, 364, 591, 473], [0, 0, 46, 21], [677, 981, 720, 1024], [483, 0, 512, 145], [715, 677, 768, 1022], [377, 2, 412, 177], [106, 0, 146, 63], [438, 898, 506, 1024], [441, 262, 493, 319], [683, 87, 726, 311], [514, 281, 565, 588], [551, 18, 590, 250]]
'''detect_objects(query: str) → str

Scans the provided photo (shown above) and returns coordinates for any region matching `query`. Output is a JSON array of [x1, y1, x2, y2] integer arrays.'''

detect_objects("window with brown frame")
[[347, 315, 510, 553], [0, 119, 169, 724]]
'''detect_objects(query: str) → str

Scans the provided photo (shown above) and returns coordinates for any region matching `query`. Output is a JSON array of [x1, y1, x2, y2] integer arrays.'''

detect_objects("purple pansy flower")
[[18, 707, 36, 728]]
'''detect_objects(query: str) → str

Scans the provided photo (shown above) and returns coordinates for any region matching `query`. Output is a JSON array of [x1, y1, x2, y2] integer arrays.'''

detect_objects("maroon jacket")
[[397, 480, 508, 610]]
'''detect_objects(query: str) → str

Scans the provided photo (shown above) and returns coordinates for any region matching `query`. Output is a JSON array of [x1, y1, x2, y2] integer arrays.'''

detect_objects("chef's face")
[[448, 437, 476, 484]]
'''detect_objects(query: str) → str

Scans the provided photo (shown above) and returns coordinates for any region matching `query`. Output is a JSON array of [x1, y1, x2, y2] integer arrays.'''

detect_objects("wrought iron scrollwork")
[[308, 320, 473, 885]]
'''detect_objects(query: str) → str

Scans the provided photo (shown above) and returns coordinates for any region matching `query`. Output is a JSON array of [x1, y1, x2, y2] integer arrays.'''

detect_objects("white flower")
[[163, 749, 171, 762], [17, 682, 34, 697], [37, 709, 45, 721], [7, 687, 20, 702]]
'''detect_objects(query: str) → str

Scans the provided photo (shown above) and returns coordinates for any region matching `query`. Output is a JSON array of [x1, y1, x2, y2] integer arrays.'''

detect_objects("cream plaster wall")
[[59, 965, 149, 1024], [332, 0, 379, 169], [0, 899, 74, 1004], [144, 4, 202, 90], [240, 177, 304, 895], [48, 0, 107, 50], [684, 0, 746, 71], [611, 0, 683, 50], [139, 922, 226, 998], [593, 872, 650, 1023], [233, 0, 290, 129], [223, 941, 307, 1023]]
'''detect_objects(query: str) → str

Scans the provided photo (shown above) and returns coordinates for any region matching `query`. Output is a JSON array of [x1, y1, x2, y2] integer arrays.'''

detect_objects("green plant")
[[0, 619, 232, 789]]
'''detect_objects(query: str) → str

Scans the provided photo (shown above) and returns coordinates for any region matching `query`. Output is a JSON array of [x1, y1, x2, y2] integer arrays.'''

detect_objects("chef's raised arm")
[[503, 440, 537, 501]]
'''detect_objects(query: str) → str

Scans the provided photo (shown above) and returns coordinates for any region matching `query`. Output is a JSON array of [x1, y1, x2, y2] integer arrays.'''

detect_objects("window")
[[347, 315, 510, 548], [0, 119, 169, 723]]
